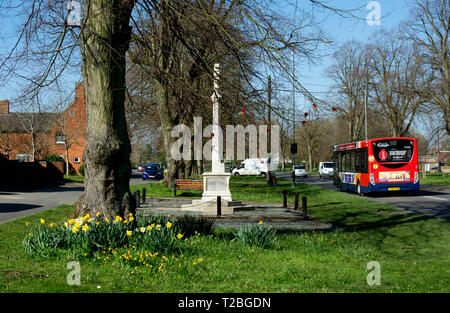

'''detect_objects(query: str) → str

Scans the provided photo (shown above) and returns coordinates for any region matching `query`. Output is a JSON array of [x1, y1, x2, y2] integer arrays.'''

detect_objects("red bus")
[[332, 137, 419, 194]]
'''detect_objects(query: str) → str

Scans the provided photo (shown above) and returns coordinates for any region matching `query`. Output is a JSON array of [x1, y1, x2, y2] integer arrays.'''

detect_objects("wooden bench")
[[173, 178, 203, 197]]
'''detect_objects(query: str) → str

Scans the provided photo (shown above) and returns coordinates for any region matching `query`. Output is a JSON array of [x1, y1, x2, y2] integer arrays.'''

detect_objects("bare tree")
[[406, 0, 450, 135], [368, 30, 431, 137], [327, 40, 370, 142]]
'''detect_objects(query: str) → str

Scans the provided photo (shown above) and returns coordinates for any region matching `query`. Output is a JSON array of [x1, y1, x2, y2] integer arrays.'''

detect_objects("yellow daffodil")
[[82, 225, 89, 232], [129, 212, 133, 217], [72, 227, 78, 233], [146, 225, 152, 231], [156, 224, 161, 230], [25, 222, 30, 227], [49, 222, 54, 228], [75, 222, 81, 228], [84, 213, 90, 220], [115, 216, 122, 222], [259, 220, 263, 225], [68, 219, 75, 225], [40, 219, 45, 224], [198, 258, 203, 262], [28, 233, 32, 237], [176, 233, 183, 239], [166, 222, 172, 229], [96, 222, 100, 225], [126, 230, 132, 236], [123, 219, 128, 224], [96, 211, 101, 217], [129, 216, 134, 222]]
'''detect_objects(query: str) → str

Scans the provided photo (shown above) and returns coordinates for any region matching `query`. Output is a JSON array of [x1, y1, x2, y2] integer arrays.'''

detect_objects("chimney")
[[75, 82, 85, 102], [0, 100, 9, 114]]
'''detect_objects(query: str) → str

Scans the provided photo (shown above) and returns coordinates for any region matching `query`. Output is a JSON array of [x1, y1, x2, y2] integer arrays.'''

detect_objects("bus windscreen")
[[372, 139, 414, 163]]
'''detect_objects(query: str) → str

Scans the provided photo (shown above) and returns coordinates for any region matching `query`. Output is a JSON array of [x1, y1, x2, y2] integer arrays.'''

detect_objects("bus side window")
[[338, 153, 342, 172], [361, 148, 368, 173], [356, 150, 361, 173], [350, 151, 355, 172], [342, 152, 346, 172]]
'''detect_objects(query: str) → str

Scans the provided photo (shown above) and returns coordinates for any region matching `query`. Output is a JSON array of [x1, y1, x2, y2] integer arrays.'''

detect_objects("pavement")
[[276, 172, 450, 221], [0, 170, 151, 224], [138, 197, 334, 231], [1, 170, 449, 224]]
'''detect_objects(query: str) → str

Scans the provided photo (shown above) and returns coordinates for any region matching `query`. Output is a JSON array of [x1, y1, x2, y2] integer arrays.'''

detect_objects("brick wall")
[[48, 82, 86, 174], [0, 100, 9, 114], [0, 83, 86, 174]]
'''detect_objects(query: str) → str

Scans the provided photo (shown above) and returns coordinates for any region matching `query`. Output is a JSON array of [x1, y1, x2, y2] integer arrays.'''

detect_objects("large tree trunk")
[[76, 0, 136, 219]]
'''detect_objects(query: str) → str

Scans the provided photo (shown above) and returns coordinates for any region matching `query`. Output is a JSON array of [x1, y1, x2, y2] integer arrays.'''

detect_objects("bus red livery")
[[333, 137, 419, 194]]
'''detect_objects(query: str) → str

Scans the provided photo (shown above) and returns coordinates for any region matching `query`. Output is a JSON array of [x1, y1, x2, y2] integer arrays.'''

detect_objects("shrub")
[[233, 221, 277, 248], [78, 164, 85, 176], [45, 154, 63, 162]]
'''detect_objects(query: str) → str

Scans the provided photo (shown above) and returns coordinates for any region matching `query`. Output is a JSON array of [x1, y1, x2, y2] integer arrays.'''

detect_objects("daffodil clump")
[[232, 220, 277, 248], [23, 213, 217, 259]]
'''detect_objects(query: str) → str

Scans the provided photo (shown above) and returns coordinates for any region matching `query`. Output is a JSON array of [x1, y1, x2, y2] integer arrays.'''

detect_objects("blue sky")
[[0, 0, 413, 112], [292, 0, 412, 111]]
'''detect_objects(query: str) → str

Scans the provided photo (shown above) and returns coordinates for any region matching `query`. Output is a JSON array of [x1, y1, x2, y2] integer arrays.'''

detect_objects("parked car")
[[292, 165, 307, 178], [142, 164, 163, 180], [137, 164, 146, 172], [430, 166, 440, 173], [319, 162, 334, 178], [232, 158, 268, 177]]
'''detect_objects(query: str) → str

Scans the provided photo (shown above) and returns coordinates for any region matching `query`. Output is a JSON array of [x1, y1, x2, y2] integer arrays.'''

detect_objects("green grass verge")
[[63, 175, 84, 183], [420, 173, 450, 186], [0, 177, 449, 292]]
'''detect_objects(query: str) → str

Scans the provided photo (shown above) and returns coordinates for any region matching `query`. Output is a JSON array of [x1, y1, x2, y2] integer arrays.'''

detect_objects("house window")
[[74, 157, 80, 164], [55, 132, 65, 145], [16, 154, 32, 162]]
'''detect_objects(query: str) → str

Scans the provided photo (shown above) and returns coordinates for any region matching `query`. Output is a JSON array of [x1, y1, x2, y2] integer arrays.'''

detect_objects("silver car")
[[292, 165, 308, 177]]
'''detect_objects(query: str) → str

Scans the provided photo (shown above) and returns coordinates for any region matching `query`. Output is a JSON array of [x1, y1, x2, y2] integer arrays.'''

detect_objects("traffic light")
[[291, 143, 298, 154]]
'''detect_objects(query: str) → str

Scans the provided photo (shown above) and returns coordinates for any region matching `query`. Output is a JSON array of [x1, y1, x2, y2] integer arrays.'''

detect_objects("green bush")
[[446, 159, 450, 166], [45, 154, 63, 162], [78, 164, 85, 176], [233, 222, 277, 248]]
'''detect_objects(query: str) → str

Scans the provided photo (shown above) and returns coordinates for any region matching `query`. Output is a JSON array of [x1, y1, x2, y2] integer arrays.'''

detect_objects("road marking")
[[423, 196, 448, 201]]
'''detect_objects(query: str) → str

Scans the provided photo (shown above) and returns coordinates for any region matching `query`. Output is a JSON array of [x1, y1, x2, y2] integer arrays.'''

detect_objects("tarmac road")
[[0, 170, 155, 224], [276, 172, 450, 221], [2, 171, 449, 224]]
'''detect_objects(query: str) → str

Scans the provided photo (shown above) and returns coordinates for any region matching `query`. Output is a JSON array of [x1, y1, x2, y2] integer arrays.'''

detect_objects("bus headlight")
[[414, 171, 419, 184], [370, 173, 375, 185]]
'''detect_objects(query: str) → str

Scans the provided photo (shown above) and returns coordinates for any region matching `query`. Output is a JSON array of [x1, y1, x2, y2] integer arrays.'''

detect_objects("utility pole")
[[364, 63, 369, 141], [292, 50, 296, 187], [267, 75, 277, 185]]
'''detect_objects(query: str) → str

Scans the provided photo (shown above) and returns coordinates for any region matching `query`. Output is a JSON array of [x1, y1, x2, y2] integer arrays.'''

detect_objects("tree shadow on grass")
[[325, 210, 433, 233]]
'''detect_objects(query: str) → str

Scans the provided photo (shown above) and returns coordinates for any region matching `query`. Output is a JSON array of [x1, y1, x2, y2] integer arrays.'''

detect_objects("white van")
[[319, 162, 334, 178], [232, 158, 268, 177]]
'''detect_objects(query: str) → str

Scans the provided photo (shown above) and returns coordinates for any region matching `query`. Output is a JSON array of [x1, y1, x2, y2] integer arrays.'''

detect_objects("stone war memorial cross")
[[182, 63, 242, 214]]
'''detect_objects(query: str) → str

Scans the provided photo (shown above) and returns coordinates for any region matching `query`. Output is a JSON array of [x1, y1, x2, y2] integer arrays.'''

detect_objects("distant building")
[[0, 83, 86, 174], [418, 155, 439, 172]]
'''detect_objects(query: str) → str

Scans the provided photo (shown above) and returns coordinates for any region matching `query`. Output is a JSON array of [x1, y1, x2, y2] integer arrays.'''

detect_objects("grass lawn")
[[0, 176, 449, 292], [63, 175, 84, 183], [420, 173, 450, 186]]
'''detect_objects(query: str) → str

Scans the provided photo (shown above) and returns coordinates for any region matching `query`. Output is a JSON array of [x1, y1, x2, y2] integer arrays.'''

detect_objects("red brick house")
[[0, 83, 86, 174]]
